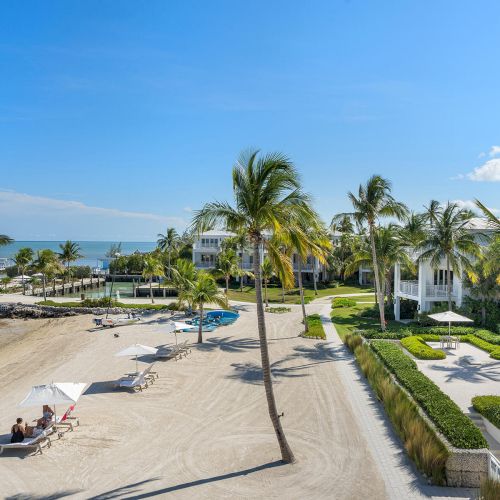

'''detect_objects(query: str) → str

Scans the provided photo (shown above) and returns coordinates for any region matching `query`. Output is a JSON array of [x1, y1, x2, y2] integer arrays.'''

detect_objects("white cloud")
[[489, 145, 500, 157], [0, 189, 186, 225], [466, 158, 500, 182], [183, 206, 193, 213], [453, 199, 500, 215]]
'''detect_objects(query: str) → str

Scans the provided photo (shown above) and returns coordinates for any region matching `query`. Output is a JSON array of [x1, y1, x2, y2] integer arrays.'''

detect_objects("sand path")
[[0, 306, 389, 499]]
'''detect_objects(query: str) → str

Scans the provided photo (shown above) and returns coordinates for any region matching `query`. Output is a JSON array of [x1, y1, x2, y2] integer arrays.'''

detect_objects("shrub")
[[345, 333, 363, 352], [265, 306, 291, 314], [474, 329, 500, 345], [401, 336, 446, 360], [360, 329, 410, 340], [353, 342, 448, 484], [484, 406, 500, 430], [479, 477, 500, 500], [332, 297, 356, 308], [472, 395, 500, 414], [303, 314, 326, 339], [370, 340, 487, 449], [38, 300, 171, 311]]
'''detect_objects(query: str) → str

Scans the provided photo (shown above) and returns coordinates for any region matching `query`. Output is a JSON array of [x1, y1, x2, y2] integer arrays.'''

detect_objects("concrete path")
[[320, 303, 476, 500]]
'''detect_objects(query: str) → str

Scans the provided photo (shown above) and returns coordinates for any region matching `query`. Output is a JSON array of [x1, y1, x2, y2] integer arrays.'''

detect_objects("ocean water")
[[0, 241, 157, 267]]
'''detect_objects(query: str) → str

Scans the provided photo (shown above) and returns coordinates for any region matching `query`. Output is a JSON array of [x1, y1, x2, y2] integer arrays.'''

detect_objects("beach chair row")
[[155, 340, 191, 362], [116, 363, 159, 391]]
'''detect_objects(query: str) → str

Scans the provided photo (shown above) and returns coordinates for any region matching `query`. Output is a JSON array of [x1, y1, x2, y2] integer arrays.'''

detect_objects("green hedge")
[[472, 396, 500, 431], [303, 314, 326, 339], [401, 336, 446, 360], [370, 340, 487, 449], [474, 329, 500, 345], [332, 297, 357, 308]]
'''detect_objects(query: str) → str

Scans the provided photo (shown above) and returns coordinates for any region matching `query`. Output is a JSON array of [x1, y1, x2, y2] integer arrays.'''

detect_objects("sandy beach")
[[0, 305, 387, 499]]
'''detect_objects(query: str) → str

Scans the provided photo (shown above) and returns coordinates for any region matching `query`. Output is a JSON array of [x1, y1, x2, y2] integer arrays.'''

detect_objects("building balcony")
[[398, 280, 458, 299], [195, 262, 216, 268]]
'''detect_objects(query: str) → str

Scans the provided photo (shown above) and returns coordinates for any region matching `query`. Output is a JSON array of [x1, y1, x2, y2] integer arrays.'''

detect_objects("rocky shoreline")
[[0, 303, 155, 319]]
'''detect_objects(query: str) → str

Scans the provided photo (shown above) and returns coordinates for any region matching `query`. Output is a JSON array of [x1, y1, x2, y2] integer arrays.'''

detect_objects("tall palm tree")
[[475, 199, 500, 233], [341, 175, 407, 330], [261, 257, 275, 307], [142, 255, 165, 303], [215, 248, 239, 293], [346, 225, 414, 304], [157, 228, 180, 280], [417, 202, 482, 310], [181, 271, 227, 343], [33, 250, 63, 301], [58, 241, 83, 292], [0, 235, 13, 246], [14, 247, 33, 295], [192, 149, 315, 463], [171, 258, 197, 311], [424, 199, 441, 227], [398, 212, 427, 247], [222, 232, 249, 292]]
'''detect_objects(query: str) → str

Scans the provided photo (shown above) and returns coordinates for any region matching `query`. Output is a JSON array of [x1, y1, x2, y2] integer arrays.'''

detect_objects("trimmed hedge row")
[[401, 336, 446, 360], [472, 395, 500, 430], [332, 297, 357, 308], [474, 329, 500, 345], [464, 335, 500, 360], [370, 340, 488, 449]]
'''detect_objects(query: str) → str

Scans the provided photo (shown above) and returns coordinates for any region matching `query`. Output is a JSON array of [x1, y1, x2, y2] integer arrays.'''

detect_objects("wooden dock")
[[31, 277, 106, 297]]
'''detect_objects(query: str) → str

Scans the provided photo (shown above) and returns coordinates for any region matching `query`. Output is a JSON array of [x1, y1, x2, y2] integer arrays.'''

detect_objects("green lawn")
[[303, 314, 326, 339], [226, 282, 374, 304], [330, 302, 379, 340]]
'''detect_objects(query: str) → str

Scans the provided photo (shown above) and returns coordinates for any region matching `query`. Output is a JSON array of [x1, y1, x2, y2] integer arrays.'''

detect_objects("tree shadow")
[[83, 381, 120, 395], [6, 491, 82, 500], [91, 462, 284, 499], [425, 357, 500, 384], [226, 359, 308, 385], [194, 336, 260, 353]]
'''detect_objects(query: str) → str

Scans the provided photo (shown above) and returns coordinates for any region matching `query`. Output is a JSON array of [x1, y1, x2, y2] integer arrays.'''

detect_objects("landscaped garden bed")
[[301, 314, 326, 339]]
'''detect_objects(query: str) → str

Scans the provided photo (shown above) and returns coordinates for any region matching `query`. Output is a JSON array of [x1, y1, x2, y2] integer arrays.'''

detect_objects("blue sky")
[[0, 1, 499, 241]]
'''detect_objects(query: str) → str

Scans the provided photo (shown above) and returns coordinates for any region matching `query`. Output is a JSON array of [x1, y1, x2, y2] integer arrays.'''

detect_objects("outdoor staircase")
[[467, 411, 500, 460]]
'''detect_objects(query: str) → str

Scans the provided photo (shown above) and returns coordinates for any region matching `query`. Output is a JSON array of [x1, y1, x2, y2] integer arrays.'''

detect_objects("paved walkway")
[[320, 303, 476, 500]]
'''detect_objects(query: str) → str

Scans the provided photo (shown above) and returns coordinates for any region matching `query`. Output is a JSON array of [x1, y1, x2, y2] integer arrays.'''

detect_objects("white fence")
[[489, 452, 500, 481]]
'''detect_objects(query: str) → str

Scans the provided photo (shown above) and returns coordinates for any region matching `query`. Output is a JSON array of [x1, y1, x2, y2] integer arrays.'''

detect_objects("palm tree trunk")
[[253, 239, 295, 463], [446, 257, 452, 310], [264, 280, 269, 307], [281, 283, 285, 303], [386, 272, 393, 305], [312, 258, 318, 295], [150, 279, 154, 303], [297, 257, 308, 331], [240, 246, 244, 292], [198, 304, 203, 343], [369, 224, 386, 330], [168, 252, 171, 281], [22, 267, 26, 295], [481, 297, 486, 326]]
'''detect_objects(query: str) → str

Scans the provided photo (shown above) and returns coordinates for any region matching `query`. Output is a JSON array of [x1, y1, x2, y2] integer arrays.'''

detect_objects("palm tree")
[[106, 242, 122, 258], [222, 232, 249, 292], [58, 241, 83, 293], [14, 247, 33, 295], [417, 202, 482, 310], [346, 225, 414, 305], [33, 250, 62, 301], [192, 149, 315, 463], [182, 271, 227, 343], [424, 200, 441, 227], [171, 258, 197, 311], [157, 228, 180, 280], [142, 255, 165, 303], [341, 175, 407, 330], [398, 212, 427, 247], [0, 235, 13, 246], [215, 248, 239, 293], [475, 199, 500, 233], [261, 257, 275, 307]]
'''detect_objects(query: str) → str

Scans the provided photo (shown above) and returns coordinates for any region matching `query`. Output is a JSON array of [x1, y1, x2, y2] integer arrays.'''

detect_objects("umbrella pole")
[[175, 330, 178, 345]]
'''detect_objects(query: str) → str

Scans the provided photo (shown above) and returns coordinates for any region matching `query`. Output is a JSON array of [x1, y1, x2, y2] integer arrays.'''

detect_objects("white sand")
[[0, 307, 386, 499]]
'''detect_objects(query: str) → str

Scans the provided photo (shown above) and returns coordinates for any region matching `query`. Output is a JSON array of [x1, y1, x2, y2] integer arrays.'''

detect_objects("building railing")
[[489, 452, 500, 481], [195, 262, 216, 268], [425, 284, 457, 298], [399, 280, 419, 297]]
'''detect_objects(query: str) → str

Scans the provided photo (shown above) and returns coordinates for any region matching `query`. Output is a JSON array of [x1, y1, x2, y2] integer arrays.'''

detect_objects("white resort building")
[[192, 230, 328, 284], [393, 218, 494, 320]]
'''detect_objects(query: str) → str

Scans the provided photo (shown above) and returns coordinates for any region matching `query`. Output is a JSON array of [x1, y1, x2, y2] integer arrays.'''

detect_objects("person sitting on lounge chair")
[[10, 418, 36, 443], [37, 405, 54, 428]]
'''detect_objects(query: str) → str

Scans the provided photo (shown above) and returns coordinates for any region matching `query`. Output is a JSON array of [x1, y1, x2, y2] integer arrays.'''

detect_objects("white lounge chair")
[[0, 428, 53, 455], [117, 373, 148, 391]]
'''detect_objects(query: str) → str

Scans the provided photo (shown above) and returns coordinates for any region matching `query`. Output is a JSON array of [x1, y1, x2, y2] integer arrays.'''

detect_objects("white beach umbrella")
[[115, 344, 157, 373], [428, 310, 473, 335], [19, 382, 87, 424], [174, 322, 195, 331], [163, 321, 178, 345]]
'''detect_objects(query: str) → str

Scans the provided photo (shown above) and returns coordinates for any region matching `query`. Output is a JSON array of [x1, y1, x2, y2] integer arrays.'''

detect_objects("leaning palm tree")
[[192, 149, 315, 463], [261, 257, 275, 307], [181, 271, 227, 343], [58, 241, 83, 292], [0, 234, 13, 246], [215, 248, 239, 293], [475, 199, 500, 233], [14, 247, 33, 295], [157, 228, 180, 280], [417, 202, 482, 310], [33, 249, 63, 301], [340, 175, 407, 330], [142, 255, 165, 303]]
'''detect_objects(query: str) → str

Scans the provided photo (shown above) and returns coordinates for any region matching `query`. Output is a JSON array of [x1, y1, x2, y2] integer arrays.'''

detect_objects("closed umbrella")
[[428, 310, 473, 336], [115, 344, 157, 373], [19, 382, 87, 427]]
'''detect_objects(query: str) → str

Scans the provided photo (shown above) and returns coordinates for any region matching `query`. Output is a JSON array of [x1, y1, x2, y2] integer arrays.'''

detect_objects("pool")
[[206, 310, 239, 320]]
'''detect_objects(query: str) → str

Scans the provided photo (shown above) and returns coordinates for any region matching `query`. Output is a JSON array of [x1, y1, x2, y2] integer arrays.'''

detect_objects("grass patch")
[[401, 336, 446, 360], [479, 477, 500, 500], [371, 340, 487, 449], [332, 297, 357, 308], [302, 314, 326, 339], [265, 306, 291, 314], [347, 335, 448, 484]]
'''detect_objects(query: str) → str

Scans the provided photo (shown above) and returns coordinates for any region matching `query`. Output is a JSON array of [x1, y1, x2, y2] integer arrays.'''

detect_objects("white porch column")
[[394, 296, 401, 321], [358, 266, 363, 285], [418, 261, 427, 313], [455, 272, 463, 308]]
